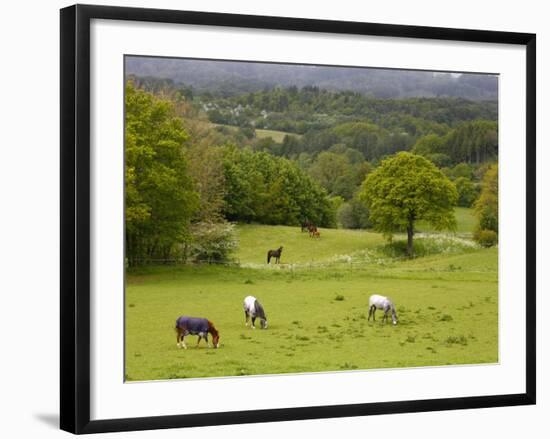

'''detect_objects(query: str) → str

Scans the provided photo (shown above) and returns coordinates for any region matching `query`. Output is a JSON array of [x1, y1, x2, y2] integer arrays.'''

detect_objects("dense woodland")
[[125, 73, 498, 265]]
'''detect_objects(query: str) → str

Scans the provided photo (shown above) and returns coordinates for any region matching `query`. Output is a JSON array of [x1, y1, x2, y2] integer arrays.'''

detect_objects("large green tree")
[[359, 152, 458, 257], [125, 81, 198, 264], [308, 151, 351, 196], [221, 147, 335, 227]]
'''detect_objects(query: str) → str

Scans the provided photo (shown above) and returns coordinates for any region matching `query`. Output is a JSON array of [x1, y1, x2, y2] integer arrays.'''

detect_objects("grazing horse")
[[175, 316, 220, 349], [243, 295, 268, 329], [301, 220, 312, 232], [308, 224, 318, 237], [267, 246, 283, 264], [368, 294, 398, 325]]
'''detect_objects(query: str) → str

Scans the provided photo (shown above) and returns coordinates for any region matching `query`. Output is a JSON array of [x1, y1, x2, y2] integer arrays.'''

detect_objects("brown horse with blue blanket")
[[175, 316, 220, 349]]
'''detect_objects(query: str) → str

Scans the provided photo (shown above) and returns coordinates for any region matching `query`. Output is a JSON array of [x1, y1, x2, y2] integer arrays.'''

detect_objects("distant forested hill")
[[125, 56, 498, 100]]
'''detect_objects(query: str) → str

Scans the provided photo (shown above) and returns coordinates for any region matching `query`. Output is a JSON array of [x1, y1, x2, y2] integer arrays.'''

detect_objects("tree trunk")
[[407, 221, 414, 258]]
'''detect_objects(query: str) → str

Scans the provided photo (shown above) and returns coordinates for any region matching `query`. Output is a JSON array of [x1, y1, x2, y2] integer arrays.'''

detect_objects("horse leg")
[[180, 335, 187, 350], [196, 336, 201, 348], [251, 316, 256, 329], [245, 311, 249, 326], [368, 306, 373, 321], [176, 329, 181, 348]]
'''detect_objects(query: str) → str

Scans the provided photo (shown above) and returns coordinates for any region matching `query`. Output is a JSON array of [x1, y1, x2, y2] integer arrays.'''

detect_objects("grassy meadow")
[[125, 208, 498, 381], [213, 124, 299, 143], [255, 128, 301, 143]]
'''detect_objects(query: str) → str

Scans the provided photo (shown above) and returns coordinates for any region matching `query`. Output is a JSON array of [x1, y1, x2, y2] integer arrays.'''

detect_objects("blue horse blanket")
[[176, 316, 209, 335]]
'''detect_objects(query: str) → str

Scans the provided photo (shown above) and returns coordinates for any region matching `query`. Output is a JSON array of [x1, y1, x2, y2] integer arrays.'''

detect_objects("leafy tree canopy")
[[125, 81, 199, 264], [359, 152, 457, 256]]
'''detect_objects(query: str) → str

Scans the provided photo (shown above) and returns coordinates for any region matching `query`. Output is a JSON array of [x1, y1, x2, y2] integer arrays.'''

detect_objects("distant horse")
[[175, 316, 220, 349], [301, 220, 312, 232], [267, 246, 283, 264], [368, 294, 398, 325], [243, 295, 268, 329], [308, 224, 318, 237], [312, 230, 320, 238]]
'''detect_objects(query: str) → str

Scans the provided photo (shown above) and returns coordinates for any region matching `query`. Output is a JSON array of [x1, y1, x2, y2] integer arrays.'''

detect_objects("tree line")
[[125, 80, 498, 265], [125, 82, 334, 265]]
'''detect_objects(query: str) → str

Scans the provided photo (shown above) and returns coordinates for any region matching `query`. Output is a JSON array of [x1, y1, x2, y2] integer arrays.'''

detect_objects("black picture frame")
[[60, 4, 536, 434]]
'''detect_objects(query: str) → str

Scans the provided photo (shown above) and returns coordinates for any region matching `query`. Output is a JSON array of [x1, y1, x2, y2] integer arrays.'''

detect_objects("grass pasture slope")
[[212, 123, 300, 143], [255, 128, 301, 143], [125, 208, 498, 381]]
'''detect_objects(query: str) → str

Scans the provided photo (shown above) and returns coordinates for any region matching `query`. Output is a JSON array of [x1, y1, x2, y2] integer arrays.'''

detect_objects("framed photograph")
[[60, 4, 536, 434]]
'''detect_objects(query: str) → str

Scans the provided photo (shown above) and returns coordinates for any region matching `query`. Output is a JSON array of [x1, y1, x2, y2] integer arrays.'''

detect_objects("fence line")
[[129, 258, 241, 267]]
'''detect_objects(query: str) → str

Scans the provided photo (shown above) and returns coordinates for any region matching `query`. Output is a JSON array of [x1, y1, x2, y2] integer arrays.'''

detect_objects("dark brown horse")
[[267, 246, 283, 264]]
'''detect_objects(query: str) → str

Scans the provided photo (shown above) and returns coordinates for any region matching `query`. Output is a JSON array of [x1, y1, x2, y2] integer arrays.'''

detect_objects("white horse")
[[243, 295, 268, 329], [368, 294, 398, 325]]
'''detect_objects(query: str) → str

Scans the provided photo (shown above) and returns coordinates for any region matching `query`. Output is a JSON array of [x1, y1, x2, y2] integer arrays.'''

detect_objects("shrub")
[[475, 163, 498, 232], [474, 229, 498, 247], [477, 206, 498, 233], [337, 198, 371, 229], [188, 221, 238, 263], [454, 177, 479, 207]]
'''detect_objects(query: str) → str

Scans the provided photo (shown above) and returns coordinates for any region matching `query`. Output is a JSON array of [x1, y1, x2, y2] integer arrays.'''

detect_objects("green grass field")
[[255, 128, 301, 143], [125, 208, 497, 381], [212, 123, 299, 143], [235, 225, 385, 265]]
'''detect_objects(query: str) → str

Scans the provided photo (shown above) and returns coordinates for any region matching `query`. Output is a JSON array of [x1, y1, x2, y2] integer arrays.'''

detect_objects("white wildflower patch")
[[414, 233, 480, 253]]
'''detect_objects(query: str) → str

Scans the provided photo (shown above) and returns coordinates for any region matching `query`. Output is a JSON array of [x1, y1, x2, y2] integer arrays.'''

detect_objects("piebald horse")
[[243, 295, 268, 329], [368, 294, 398, 325]]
